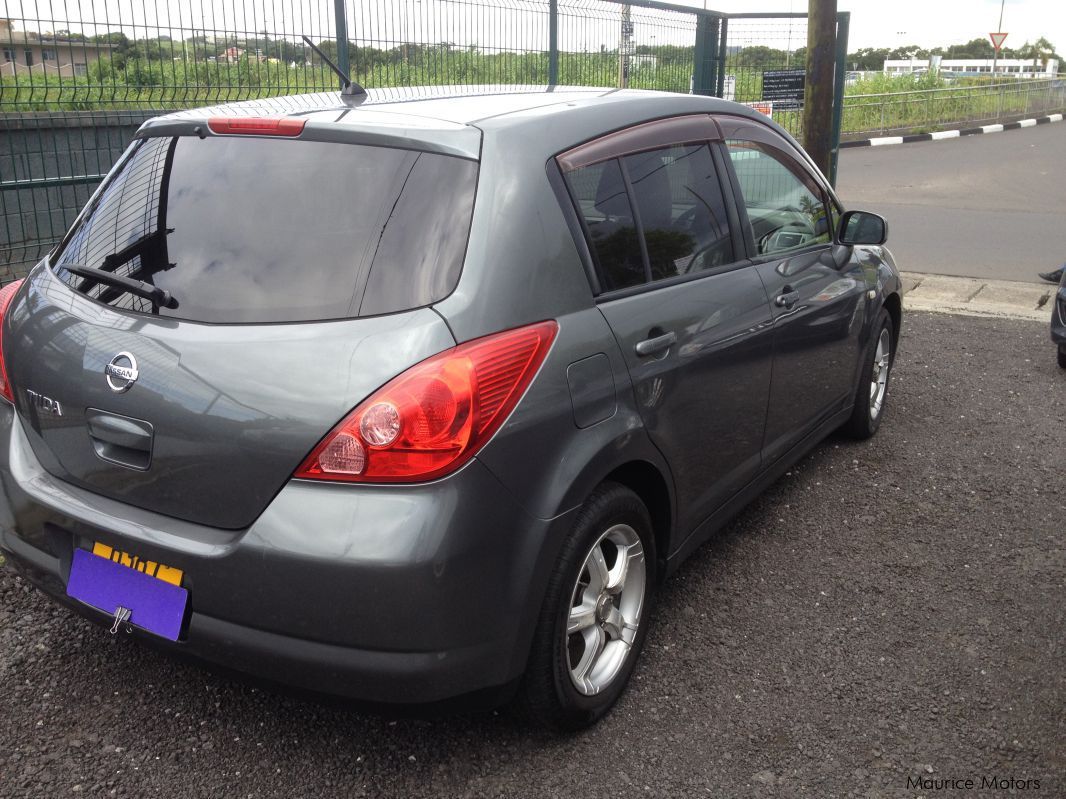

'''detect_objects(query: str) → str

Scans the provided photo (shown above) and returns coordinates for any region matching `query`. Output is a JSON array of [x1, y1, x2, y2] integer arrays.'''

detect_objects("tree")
[[52, 30, 88, 42], [1016, 37, 1062, 65], [888, 45, 928, 60], [945, 37, 995, 59], [91, 31, 132, 69], [735, 45, 788, 70], [847, 47, 890, 70]]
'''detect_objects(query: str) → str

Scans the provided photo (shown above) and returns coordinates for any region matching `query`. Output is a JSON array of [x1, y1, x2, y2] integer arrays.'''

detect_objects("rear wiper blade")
[[63, 264, 179, 310]]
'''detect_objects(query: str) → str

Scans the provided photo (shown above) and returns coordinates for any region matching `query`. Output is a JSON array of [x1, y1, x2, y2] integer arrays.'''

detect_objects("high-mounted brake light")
[[207, 117, 306, 137], [0, 278, 25, 404], [295, 321, 558, 483]]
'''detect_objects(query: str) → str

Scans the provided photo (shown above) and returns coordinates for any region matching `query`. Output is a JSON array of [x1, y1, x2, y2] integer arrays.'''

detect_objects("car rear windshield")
[[51, 135, 478, 323]]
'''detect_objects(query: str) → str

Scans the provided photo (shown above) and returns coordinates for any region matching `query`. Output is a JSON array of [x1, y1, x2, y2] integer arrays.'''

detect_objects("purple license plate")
[[66, 548, 188, 641]]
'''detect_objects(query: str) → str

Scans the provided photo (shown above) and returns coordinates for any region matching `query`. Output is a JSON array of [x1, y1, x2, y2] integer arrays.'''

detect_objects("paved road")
[[2, 311, 1064, 798], [837, 123, 1066, 284]]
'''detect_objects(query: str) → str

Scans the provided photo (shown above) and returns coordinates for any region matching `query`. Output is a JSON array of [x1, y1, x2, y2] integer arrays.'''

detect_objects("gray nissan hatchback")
[[0, 86, 901, 730]]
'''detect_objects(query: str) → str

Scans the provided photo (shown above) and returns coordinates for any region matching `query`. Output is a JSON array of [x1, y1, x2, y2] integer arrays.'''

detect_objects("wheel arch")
[[882, 291, 902, 351], [601, 460, 674, 577], [505, 442, 677, 683]]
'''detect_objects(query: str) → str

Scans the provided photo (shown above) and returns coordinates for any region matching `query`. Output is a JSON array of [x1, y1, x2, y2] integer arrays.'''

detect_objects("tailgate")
[[4, 265, 455, 529]]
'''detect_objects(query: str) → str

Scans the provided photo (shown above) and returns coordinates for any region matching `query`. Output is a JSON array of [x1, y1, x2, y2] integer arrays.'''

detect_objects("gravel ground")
[[1, 311, 1063, 798]]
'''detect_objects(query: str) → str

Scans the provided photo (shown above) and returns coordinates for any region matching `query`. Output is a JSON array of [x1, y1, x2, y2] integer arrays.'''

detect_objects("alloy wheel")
[[566, 524, 647, 696], [869, 327, 891, 419]]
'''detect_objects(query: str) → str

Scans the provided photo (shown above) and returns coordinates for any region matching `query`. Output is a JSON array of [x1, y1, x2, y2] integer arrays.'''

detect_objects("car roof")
[[149, 84, 763, 130], [141, 85, 794, 166]]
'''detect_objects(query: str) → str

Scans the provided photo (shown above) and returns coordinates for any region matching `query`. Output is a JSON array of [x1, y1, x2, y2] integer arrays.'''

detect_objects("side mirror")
[[838, 210, 888, 246]]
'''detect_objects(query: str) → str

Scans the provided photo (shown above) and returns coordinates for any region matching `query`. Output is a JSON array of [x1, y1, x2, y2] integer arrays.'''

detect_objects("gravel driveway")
[[1, 311, 1063, 798]]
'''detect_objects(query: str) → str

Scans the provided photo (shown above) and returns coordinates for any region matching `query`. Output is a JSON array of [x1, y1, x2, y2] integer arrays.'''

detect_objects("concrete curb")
[[901, 271, 1054, 322], [841, 112, 1063, 149]]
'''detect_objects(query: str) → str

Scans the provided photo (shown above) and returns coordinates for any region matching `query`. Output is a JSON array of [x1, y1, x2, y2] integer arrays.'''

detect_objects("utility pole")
[[803, 0, 837, 178], [992, 0, 1006, 77]]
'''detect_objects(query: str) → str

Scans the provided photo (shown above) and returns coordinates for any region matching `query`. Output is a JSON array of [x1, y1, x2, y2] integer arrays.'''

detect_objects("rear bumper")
[[0, 404, 574, 705], [3, 547, 516, 707]]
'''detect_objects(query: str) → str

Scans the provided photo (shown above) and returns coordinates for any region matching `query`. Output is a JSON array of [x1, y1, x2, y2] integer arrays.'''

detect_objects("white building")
[[884, 58, 1058, 78]]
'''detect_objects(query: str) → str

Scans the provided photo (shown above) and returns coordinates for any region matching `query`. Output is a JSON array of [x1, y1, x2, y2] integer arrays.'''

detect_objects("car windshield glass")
[[52, 136, 478, 323]]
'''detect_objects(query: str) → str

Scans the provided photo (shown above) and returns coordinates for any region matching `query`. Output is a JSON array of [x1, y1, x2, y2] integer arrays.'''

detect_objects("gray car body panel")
[[0, 86, 902, 705], [0, 398, 579, 701], [6, 265, 457, 529]]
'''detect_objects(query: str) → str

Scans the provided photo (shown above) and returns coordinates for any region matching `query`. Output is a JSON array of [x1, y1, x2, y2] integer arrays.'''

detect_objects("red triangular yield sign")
[[990, 32, 1008, 50]]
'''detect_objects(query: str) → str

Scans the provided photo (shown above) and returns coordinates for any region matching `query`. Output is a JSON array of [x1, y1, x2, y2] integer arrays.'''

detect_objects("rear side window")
[[565, 159, 646, 291], [564, 143, 734, 293], [726, 140, 830, 256], [622, 145, 733, 280], [52, 136, 478, 323]]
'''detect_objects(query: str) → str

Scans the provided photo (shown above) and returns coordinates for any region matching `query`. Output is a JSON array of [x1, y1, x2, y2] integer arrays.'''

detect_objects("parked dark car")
[[1052, 269, 1066, 368], [0, 86, 901, 730]]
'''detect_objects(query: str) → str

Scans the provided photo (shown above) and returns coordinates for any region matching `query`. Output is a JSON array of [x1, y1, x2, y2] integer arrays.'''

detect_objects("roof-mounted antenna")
[[301, 35, 367, 105]]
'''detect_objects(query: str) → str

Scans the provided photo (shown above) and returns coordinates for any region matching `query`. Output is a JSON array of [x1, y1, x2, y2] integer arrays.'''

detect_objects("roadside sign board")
[[761, 69, 805, 110], [723, 74, 736, 102], [989, 32, 1008, 50]]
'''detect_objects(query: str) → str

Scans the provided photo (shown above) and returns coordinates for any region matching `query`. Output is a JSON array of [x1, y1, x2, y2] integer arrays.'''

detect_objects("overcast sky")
[[671, 0, 1065, 52]]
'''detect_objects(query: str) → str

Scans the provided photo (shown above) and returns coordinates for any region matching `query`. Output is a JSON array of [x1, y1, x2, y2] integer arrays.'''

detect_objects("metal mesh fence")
[[1, 0, 344, 111], [0, 0, 704, 111], [720, 15, 810, 139], [843, 78, 1066, 137]]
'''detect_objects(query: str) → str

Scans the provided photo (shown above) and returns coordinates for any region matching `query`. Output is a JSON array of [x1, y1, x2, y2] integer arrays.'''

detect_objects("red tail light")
[[0, 278, 25, 403], [295, 321, 558, 483], [207, 117, 306, 137]]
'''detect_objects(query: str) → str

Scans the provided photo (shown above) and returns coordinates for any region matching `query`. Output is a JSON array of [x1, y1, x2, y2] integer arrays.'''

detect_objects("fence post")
[[715, 18, 729, 98], [334, 0, 350, 86], [828, 11, 849, 187], [548, 0, 559, 85], [692, 13, 720, 96]]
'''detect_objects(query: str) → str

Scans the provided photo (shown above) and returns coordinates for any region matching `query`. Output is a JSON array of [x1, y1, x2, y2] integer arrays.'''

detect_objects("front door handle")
[[635, 331, 677, 357], [775, 287, 801, 308]]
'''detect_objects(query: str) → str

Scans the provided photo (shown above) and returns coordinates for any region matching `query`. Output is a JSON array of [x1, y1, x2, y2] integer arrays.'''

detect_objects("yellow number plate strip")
[[91, 542, 183, 587]]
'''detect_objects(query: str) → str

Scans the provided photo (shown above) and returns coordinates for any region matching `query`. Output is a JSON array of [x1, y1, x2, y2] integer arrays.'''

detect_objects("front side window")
[[726, 140, 831, 257]]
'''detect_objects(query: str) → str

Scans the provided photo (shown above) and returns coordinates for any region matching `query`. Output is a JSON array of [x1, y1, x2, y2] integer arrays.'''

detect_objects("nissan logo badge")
[[104, 351, 139, 393]]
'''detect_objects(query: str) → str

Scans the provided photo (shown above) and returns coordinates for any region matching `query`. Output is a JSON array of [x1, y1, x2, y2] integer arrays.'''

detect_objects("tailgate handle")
[[86, 409, 153, 471]]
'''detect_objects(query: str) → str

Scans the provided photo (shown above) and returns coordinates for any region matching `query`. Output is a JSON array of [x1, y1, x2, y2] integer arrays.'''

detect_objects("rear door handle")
[[775, 288, 801, 308], [634, 331, 677, 357]]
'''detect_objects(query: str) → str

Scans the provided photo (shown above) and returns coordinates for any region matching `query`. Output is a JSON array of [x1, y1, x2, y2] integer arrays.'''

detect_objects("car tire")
[[1058, 345, 1066, 369], [515, 482, 656, 731], [843, 308, 894, 440]]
